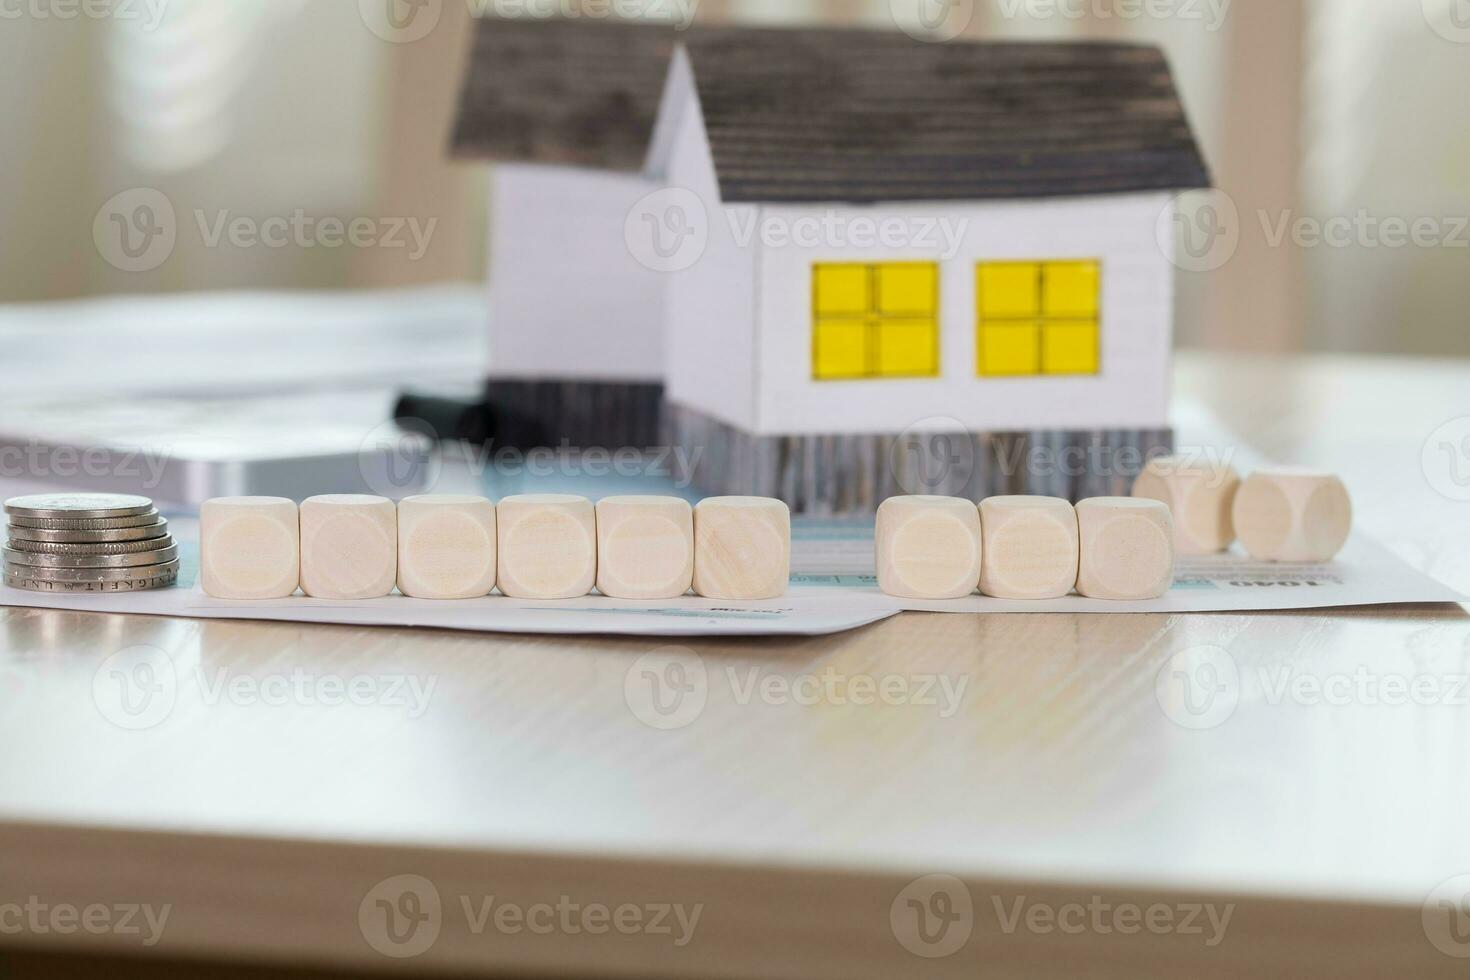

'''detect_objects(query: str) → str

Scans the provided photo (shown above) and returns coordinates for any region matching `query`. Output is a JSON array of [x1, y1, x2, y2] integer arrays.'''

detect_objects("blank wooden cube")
[[1131, 455, 1242, 555], [497, 495, 597, 600], [693, 497, 790, 600], [979, 496, 1078, 600], [875, 496, 982, 599], [299, 495, 398, 600], [1233, 468, 1352, 562], [596, 496, 694, 600], [200, 496, 299, 600], [1076, 498, 1175, 601], [397, 495, 497, 600]]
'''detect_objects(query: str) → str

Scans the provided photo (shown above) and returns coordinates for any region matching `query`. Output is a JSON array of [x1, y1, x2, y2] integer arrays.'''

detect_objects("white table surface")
[[0, 326, 1467, 977]]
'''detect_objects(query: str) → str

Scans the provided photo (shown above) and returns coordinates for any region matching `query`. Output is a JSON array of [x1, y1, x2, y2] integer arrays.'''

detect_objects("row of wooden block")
[[877, 496, 1176, 601], [200, 494, 791, 601], [875, 462, 1357, 603], [201, 466, 1352, 604], [1131, 458, 1353, 561]]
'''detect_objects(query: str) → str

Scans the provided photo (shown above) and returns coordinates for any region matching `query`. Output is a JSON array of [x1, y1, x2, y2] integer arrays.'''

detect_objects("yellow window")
[[813, 320, 868, 379], [876, 320, 938, 376], [1042, 320, 1100, 375], [980, 323, 1040, 377], [812, 262, 940, 381], [977, 260, 1101, 378], [814, 264, 870, 316], [978, 262, 1041, 318], [877, 264, 937, 316], [1043, 262, 1100, 317]]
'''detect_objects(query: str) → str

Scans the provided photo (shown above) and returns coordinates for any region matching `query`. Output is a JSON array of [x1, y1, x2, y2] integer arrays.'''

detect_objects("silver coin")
[[4, 493, 155, 520], [5, 520, 170, 544], [4, 544, 179, 569], [4, 558, 180, 585], [7, 509, 161, 531], [4, 535, 177, 556], [5, 562, 179, 593]]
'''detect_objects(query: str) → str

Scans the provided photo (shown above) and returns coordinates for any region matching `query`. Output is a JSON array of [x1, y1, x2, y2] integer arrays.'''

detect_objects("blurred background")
[[1, 0, 1467, 357]]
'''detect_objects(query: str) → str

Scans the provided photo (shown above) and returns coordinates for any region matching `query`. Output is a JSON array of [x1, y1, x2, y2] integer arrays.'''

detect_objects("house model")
[[453, 20, 1211, 514]]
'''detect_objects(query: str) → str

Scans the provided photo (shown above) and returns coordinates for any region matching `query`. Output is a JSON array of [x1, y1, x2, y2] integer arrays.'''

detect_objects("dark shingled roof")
[[451, 20, 1211, 202], [451, 17, 675, 171], [682, 28, 1210, 204]]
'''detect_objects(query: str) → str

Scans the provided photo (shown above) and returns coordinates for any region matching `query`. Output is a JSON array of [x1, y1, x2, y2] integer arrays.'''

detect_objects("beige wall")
[[0, 1, 484, 302], [0, 15, 101, 300]]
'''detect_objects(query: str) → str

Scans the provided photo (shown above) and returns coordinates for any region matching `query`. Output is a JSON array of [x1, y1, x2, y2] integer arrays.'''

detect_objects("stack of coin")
[[4, 494, 179, 593]]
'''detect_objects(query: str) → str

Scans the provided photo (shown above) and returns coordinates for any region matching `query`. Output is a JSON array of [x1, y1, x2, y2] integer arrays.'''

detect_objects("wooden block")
[[1232, 468, 1352, 562], [1131, 455, 1242, 555], [875, 496, 982, 600], [200, 496, 299, 600], [1075, 498, 1175, 601], [397, 495, 497, 600], [978, 496, 1078, 600], [693, 497, 790, 600], [299, 495, 398, 600], [596, 496, 694, 600], [497, 495, 597, 600]]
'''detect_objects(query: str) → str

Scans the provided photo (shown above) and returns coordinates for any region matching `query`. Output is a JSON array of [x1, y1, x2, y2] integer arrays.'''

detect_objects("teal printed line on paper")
[[792, 520, 875, 542], [790, 575, 877, 588], [176, 541, 201, 588]]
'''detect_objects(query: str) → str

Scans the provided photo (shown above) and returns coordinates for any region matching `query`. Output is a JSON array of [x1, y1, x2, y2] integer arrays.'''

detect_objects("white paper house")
[[451, 17, 678, 448], [644, 29, 1211, 511]]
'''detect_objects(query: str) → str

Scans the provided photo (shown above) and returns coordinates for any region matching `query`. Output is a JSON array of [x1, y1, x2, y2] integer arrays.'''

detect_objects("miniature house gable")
[[652, 29, 1211, 437], [655, 46, 760, 431]]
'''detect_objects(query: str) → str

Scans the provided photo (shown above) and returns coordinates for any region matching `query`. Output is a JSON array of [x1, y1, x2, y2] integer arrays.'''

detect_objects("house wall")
[[661, 52, 760, 430], [487, 164, 665, 382], [752, 193, 1177, 436]]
